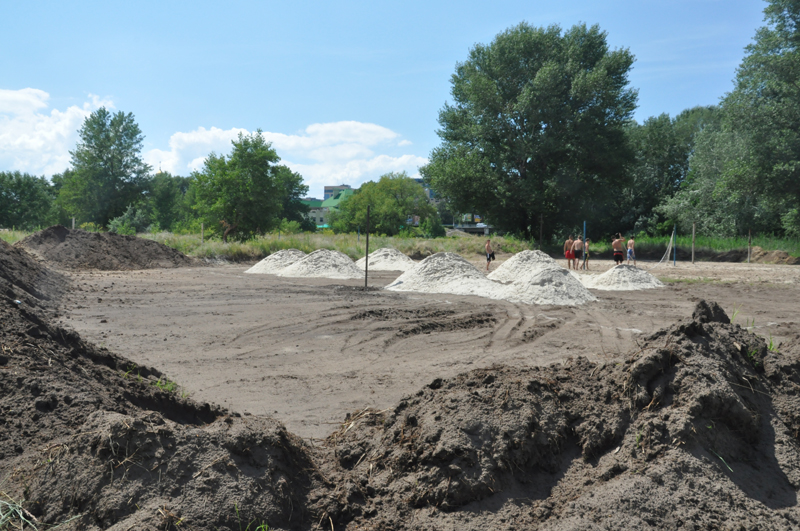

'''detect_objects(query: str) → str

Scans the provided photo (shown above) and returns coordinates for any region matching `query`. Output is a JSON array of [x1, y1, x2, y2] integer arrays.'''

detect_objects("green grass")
[[140, 231, 533, 262], [585, 234, 800, 257], [0, 230, 29, 245]]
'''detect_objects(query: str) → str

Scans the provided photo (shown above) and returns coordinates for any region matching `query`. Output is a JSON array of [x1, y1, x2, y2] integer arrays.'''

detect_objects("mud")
[[16, 225, 197, 270]]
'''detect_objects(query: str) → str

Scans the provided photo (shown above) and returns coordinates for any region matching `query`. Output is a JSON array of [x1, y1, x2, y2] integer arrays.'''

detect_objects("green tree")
[[421, 22, 637, 239], [273, 165, 314, 231], [149, 172, 191, 231], [191, 131, 286, 242], [330, 172, 436, 235], [0, 171, 56, 230], [55, 107, 152, 226]]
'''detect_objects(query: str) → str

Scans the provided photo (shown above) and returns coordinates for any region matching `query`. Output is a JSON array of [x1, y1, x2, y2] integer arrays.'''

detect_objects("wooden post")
[[673, 225, 677, 266], [364, 206, 371, 290], [201, 223, 204, 244], [691, 222, 695, 264], [539, 213, 544, 251], [748, 230, 751, 263], [71, 217, 75, 230]]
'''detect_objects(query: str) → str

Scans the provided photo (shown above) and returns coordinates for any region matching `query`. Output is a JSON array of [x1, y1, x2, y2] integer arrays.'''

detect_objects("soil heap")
[[315, 300, 800, 530], [276, 248, 363, 279], [582, 264, 664, 290], [16, 225, 196, 270], [0, 238, 67, 308], [355, 247, 416, 272], [0, 248, 322, 530], [245, 248, 306, 274], [488, 250, 558, 283], [501, 267, 598, 306], [385, 252, 502, 298]]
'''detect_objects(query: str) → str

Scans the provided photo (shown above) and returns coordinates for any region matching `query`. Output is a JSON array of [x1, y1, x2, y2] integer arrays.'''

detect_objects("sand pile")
[[488, 250, 558, 282], [276, 248, 363, 279], [17, 225, 196, 270], [245, 248, 306, 274], [385, 252, 502, 298], [355, 247, 416, 271], [582, 264, 664, 290], [501, 266, 597, 306]]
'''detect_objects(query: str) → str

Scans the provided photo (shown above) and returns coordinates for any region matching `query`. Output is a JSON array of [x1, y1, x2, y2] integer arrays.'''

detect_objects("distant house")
[[301, 188, 355, 228], [323, 184, 352, 200]]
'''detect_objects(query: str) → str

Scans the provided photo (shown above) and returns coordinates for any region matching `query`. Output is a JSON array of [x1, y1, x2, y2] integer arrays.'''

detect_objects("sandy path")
[[57, 259, 800, 440]]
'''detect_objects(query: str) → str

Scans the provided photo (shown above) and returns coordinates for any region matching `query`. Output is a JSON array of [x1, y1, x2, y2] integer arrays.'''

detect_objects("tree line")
[[3, 0, 797, 243]]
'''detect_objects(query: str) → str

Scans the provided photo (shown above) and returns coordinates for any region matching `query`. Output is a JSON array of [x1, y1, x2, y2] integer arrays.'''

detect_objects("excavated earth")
[[3, 232, 800, 529], [16, 225, 197, 270]]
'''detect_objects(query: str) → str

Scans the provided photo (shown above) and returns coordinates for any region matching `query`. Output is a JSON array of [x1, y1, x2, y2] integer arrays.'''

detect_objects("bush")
[[108, 204, 151, 234], [420, 215, 446, 238]]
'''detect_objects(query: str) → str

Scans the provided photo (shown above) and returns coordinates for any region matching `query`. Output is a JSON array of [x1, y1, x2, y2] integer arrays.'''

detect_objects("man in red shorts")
[[563, 235, 575, 269], [612, 233, 625, 265]]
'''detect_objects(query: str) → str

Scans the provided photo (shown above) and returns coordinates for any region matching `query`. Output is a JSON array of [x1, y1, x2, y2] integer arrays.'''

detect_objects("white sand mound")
[[385, 252, 502, 298], [582, 264, 664, 291], [502, 267, 597, 306], [355, 248, 416, 272], [276, 249, 363, 279], [245, 249, 306, 274], [488, 250, 558, 283]]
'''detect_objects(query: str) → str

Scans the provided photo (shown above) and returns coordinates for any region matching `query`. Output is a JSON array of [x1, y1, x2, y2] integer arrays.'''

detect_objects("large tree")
[[192, 131, 290, 241], [56, 108, 151, 225], [330, 172, 435, 235], [421, 22, 637, 240]]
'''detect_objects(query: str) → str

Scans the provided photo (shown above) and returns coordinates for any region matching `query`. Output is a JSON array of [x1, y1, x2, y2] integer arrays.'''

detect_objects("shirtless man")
[[612, 233, 625, 265], [571, 235, 584, 270], [627, 235, 636, 266], [584, 239, 591, 270], [563, 235, 575, 269], [485, 239, 493, 272]]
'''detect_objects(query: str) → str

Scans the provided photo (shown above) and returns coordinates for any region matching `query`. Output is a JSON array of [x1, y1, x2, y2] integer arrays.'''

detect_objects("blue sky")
[[1, 0, 766, 197]]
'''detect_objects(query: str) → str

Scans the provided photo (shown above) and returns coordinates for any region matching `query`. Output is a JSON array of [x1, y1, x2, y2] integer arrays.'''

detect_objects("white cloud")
[[0, 88, 112, 176], [147, 121, 423, 197]]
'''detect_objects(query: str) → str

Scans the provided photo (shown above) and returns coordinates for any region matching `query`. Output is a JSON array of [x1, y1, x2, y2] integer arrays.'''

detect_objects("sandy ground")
[[56, 255, 800, 440]]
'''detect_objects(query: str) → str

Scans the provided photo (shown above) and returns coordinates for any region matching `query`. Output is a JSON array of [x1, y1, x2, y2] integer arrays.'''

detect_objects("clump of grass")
[[151, 377, 179, 393], [0, 229, 30, 245]]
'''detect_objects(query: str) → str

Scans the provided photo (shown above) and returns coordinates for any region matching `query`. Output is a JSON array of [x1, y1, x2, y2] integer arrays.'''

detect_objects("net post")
[[672, 225, 677, 266], [365, 205, 371, 290], [691, 222, 695, 264], [583, 221, 586, 270], [748, 230, 751, 263]]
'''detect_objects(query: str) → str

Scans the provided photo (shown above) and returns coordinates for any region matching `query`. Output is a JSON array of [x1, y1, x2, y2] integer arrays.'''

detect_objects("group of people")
[[563, 233, 636, 269]]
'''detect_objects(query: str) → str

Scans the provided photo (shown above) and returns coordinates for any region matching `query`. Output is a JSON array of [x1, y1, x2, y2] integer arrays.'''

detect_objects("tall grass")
[[142, 231, 533, 261], [0, 230, 28, 245]]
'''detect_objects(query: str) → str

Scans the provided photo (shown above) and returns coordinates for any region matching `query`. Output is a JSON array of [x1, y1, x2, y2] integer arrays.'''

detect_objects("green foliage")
[[277, 218, 303, 234], [191, 131, 286, 242], [0, 171, 56, 230], [422, 22, 637, 239], [273, 165, 313, 231], [330, 172, 436, 236], [420, 214, 446, 238], [79, 222, 102, 232], [55, 108, 151, 226], [148, 172, 191, 231], [108, 203, 151, 234]]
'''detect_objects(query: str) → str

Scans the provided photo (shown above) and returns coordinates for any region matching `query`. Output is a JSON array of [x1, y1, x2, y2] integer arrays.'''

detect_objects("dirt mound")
[[315, 301, 800, 530], [582, 264, 664, 290], [355, 247, 416, 271], [0, 292, 323, 529], [385, 252, 501, 298], [17, 225, 197, 270], [488, 250, 558, 283], [751, 246, 800, 265], [245, 248, 306, 274], [502, 267, 597, 306], [0, 238, 67, 307]]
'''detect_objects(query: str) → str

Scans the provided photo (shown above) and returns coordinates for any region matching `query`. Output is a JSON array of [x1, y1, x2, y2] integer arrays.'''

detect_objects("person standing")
[[485, 239, 494, 272], [612, 233, 625, 265], [584, 238, 591, 270], [571, 235, 584, 270], [563, 235, 575, 269], [627, 235, 636, 266]]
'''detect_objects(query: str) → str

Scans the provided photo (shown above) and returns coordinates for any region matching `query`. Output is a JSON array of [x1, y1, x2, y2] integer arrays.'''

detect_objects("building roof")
[[321, 188, 355, 209], [301, 199, 323, 208]]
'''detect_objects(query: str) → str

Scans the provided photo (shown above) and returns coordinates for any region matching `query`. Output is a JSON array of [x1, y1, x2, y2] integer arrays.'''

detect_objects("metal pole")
[[673, 224, 677, 266], [364, 205, 371, 290], [201, 222, 204, 244], [583, 220, 586, 270], [748, 230, 751, 263], [692, 222, 695, 264]]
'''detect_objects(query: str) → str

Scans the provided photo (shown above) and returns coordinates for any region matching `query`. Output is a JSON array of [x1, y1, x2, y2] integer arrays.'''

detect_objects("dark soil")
[[0, 238, 67, 308], [16, 225, 198, 270], [3, 237, 800, 529]]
